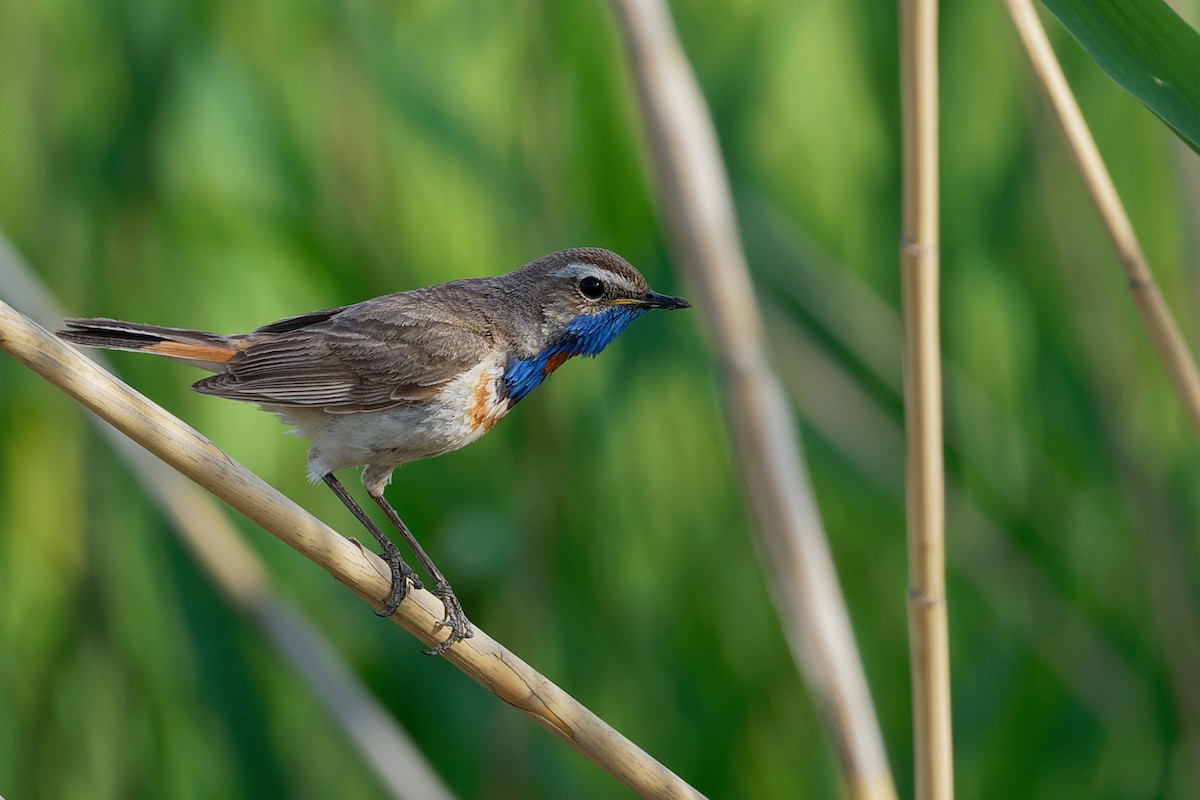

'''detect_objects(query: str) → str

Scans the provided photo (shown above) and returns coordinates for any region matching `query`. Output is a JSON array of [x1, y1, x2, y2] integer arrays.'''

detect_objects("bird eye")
[[579, 276, 605, 300]]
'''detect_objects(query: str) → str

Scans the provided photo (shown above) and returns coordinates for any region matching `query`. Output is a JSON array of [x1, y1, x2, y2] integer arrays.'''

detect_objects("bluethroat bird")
[[58, 248, 690, 653]]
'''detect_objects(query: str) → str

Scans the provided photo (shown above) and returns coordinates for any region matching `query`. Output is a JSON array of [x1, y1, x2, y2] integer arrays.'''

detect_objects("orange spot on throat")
[[543, 351, 572, 374]]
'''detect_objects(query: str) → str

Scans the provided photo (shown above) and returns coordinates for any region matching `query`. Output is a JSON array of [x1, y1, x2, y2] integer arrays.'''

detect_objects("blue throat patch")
[[501, 306, 647, 403]]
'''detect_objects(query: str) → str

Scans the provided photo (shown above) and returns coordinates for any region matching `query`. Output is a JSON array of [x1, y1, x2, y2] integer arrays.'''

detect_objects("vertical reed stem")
[[900, 0, 954, 797]]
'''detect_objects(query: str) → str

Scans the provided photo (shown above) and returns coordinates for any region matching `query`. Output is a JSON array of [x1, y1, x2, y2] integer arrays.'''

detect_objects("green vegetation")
[[1044, 0, 1200, 152], [1, 1, 1198, 798]]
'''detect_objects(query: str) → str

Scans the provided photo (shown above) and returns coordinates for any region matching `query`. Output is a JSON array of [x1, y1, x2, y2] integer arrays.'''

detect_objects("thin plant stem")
[[0, 297, 705, 800], [900, 0, 954, 797], [1004, 0, 1200, 436], [609, 1, 897, 797]]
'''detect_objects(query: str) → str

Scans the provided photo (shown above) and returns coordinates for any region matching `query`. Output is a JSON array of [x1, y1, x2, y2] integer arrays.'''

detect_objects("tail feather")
[[58, 318, 239, 369]]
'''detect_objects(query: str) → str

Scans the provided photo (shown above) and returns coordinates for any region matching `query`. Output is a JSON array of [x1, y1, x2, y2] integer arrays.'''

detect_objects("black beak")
[[640, 290, 691, 310]]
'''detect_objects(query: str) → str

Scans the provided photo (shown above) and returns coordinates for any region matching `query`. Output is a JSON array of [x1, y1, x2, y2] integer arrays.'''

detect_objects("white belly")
[[267, 355, 511, 492]]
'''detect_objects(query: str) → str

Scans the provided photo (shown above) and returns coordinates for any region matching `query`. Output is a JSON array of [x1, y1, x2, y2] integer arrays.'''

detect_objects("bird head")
[[494, 248, 689, 403], [512, 248, 690, 357]]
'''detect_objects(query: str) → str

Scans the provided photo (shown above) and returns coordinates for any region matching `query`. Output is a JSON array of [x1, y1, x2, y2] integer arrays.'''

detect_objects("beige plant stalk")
[[0, 297, 705, 800], [609, 1, 897, 798], [900, 0, 954, 798]]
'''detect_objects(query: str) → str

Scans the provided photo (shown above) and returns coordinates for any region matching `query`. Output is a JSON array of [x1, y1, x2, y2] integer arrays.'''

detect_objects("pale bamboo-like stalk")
[[900, 0, 953, 798], [0, 298, 704, 800], [609, 1, 896, 798], [1004, 0, 1200, 436], [0, 236, 451, 800]]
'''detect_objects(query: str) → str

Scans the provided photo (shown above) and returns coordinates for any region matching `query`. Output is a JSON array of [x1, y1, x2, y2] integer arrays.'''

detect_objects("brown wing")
[[192, 295, 493, 412]]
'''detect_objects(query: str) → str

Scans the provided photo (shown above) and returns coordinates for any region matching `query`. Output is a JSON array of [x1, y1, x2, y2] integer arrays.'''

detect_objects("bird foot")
[[425, 580, 474, 655], [374, 541, 422, 617]]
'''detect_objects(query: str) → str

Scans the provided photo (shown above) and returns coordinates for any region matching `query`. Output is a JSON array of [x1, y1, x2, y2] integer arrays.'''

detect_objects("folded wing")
[[193, 298, 492, 413]]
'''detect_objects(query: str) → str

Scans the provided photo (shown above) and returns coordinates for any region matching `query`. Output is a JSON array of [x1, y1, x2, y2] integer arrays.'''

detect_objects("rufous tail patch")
[[144, 341, 237, 363]]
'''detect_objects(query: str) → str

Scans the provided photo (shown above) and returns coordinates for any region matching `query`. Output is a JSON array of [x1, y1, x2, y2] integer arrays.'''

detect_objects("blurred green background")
[[2, 0, 1200, 797]]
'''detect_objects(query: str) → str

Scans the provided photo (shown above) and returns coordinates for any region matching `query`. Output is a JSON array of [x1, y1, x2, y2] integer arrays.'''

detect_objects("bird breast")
[[273, 354, 513, 479]]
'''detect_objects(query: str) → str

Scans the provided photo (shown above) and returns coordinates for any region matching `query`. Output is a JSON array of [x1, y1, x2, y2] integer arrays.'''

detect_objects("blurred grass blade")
[[1042, 0, 1200, 152]]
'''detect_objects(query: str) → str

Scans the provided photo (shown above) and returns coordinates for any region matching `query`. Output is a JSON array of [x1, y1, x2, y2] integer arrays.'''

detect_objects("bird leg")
[[322, 473, 421, 616], [369, 491, 474, 655]]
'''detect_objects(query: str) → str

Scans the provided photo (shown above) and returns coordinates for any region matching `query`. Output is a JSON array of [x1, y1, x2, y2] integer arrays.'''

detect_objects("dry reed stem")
[[899, 0, 954, 797], [609, 1, 896, 797], [0, 237, 451, 800], [1004, 0, 1200, 436], [0, 298, 704, 800]]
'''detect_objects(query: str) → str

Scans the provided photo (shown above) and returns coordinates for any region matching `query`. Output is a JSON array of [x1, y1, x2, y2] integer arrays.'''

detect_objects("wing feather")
[[192, 295, 493, 411]]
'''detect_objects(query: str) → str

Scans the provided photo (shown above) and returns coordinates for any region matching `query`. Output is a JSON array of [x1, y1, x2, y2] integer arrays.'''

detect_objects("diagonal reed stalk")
[[609, 1, 897, 797], [1004, 0, 1200, 436], [900, 0, 954, 797], [0, 235, 452, 800], [0, 297, 705, 800]]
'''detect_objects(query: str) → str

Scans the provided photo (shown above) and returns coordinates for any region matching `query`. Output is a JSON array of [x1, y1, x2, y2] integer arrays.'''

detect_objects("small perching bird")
[[59, 248, 690, 653]]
